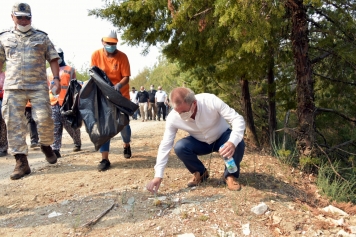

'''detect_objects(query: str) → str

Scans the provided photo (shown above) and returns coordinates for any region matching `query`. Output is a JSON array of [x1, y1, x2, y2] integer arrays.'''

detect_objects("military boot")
[[40, 145, 57, 164], [10, 154, 31, 180]]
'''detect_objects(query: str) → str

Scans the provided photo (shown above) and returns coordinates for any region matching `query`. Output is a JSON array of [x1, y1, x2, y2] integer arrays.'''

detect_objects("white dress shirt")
[[154, 93, 245, 178], [155, 90, 167, 102], [130, 90, 138, 103]]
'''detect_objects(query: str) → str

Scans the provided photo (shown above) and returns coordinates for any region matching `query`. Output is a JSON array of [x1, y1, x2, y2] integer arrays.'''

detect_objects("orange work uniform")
[[90, 48, 131, 100]]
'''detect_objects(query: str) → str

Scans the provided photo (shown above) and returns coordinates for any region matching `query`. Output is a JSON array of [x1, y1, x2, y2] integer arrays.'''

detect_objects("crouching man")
[[146, 87, 246, 193]]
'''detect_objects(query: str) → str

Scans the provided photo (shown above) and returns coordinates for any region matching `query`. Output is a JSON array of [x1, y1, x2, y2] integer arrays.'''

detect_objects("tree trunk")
[[240, 77, 260, 148], [288, 0, 316, 157], [267, 52, 277, 148]]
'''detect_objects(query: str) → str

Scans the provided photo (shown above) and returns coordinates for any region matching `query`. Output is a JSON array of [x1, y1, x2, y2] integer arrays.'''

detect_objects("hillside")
[[0, 120, 355, 237]]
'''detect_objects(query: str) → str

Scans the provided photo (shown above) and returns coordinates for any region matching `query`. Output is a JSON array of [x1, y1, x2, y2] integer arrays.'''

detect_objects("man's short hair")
[[170, 87, 195, 108]]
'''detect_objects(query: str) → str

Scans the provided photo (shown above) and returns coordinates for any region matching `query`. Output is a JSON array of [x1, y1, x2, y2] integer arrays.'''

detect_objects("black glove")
[[114, 83, 122, 92]]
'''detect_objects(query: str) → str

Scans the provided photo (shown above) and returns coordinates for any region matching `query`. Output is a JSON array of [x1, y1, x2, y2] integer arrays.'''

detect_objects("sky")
[[0, 0, 160, 77]]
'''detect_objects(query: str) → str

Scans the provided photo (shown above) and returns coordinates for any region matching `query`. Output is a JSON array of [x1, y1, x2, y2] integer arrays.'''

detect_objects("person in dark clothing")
[[136, 86, 149, 122], [25, 102, 40, 148], [147, 84, 157, 120], [0, 71, 8, 157]]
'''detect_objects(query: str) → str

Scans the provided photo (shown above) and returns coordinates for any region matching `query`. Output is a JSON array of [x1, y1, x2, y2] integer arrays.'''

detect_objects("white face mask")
[[150, 87, 154, 90], [17, 24, 31, 32], [179, 103, 194, 120]]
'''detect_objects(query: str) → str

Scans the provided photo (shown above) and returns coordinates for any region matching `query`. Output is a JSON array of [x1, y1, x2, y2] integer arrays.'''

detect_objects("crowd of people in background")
[[130, 85, 170, 122], [0, 2, 246, 192]]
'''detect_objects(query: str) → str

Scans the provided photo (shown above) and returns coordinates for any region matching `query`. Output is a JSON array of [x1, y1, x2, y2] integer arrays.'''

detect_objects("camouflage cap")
[[12, 2, 32, 16]]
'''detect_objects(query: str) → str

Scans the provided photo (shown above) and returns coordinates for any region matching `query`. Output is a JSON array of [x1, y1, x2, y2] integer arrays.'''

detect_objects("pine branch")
[[307, 16, 323, 29], [328, 140, 355, 152], [313, 72, 356, 86], [275, 127, 298, 138], [310, 52, 332, 64], [315, 107, 356, 124], [311, 7, 355, 42], [315, 129, 328, 147], [190, 8, 213, 20]]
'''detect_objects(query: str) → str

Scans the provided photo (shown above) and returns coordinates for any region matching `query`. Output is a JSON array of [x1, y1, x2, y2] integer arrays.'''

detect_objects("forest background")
[[64, 0, 356, 204]]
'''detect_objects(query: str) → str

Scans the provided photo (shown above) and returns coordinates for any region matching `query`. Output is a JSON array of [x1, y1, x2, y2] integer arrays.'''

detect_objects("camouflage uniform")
[[47, 66, 82, 153], [0, 27, 59, 155], [50, 103, 81, 151]]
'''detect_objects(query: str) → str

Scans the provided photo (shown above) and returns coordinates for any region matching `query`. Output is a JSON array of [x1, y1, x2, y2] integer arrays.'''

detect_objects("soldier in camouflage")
[[0, 2, 61, 180]]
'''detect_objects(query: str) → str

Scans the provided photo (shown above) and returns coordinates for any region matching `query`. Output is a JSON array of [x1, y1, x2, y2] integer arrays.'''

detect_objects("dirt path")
[[0, 118, 150, 181], [0, 119, 355, 237]]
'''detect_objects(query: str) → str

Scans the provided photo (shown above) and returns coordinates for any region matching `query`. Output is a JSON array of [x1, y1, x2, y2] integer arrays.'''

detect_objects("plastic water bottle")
[[224, 157, 238, 173], [51, 81, 58, 96], [220, 145, 238, 173]]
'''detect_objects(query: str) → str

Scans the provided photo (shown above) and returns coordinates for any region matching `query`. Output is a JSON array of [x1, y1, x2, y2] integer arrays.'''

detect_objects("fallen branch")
[[315, 143, 347, 182], [81, 202, 116, 228]]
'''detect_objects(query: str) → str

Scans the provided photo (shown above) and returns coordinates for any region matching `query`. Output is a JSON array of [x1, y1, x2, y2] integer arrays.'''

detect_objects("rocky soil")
[[0, 119, 355, 237]]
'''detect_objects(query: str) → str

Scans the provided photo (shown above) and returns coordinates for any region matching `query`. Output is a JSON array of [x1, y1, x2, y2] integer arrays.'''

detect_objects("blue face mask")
[[104, 45, 116, 53]]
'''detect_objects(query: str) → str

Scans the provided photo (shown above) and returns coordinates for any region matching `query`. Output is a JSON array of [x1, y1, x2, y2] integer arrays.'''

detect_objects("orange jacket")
[[48, 65, 75, 106]]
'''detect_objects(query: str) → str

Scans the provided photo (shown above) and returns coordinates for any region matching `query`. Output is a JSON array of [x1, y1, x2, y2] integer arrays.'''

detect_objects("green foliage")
[[299, 156, 321, 170], [90, 0, 356, 203], [130, 57, 188, 96], [67, 61, 91, 82], [271, 134, 299, 167], [277, 149, 291, 158], [317, 161, 356, 203], [131, 67, 151, 89]]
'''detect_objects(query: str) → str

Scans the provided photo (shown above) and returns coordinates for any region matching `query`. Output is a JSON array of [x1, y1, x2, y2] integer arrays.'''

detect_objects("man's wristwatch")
[[53, 76, 60, 81]]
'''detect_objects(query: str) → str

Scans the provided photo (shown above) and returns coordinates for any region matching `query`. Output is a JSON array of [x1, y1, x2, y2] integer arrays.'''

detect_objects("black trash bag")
[[60, 79, 83, 129], [78, 66, 139, 151]]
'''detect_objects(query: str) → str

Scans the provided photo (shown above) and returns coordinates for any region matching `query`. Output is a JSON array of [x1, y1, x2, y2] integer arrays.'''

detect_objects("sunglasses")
[[16, 16, 31, 20]]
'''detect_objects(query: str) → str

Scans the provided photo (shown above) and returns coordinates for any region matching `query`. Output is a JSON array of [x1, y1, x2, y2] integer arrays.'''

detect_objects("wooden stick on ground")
[[82, 203, 116, 228]]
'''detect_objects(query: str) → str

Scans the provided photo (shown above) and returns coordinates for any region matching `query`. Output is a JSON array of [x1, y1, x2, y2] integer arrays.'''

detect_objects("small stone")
[[251, 202, 268, 215], [61, 200, 69, 205], [127, 197, 135, 205]]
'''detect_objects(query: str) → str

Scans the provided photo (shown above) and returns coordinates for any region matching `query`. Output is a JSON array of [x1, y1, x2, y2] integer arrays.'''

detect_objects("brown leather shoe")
[[225, 176, 241, 191], [187, 170, 209, 187], [10, 154, 31, 180]]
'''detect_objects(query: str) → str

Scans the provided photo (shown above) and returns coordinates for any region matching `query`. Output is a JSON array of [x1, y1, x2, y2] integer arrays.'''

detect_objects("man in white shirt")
[[155, 86, 168, 121], [146, 87, 246, 192], [129, 87, 139, 120]]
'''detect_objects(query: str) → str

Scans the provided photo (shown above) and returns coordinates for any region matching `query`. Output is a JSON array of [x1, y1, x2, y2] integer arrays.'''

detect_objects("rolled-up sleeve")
[[215, 96, 245, 146]]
